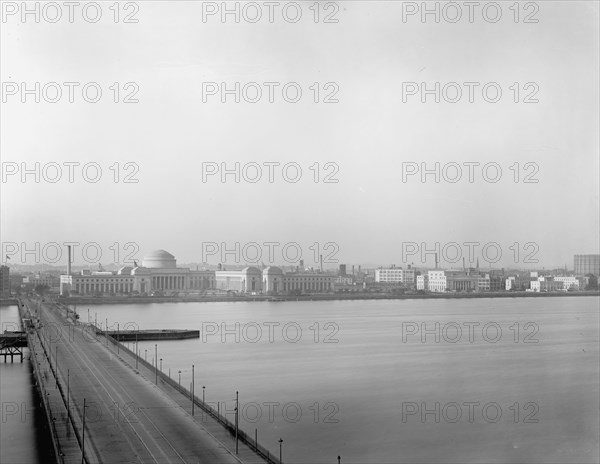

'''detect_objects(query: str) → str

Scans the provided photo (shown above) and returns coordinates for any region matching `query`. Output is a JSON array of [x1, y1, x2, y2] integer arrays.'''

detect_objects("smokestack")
[[320, 255, 323, 272], [463, 257, 465, 270], [352, 265, 355, 275], [67, 245, 72, 275], [435, 253, 438, 269]]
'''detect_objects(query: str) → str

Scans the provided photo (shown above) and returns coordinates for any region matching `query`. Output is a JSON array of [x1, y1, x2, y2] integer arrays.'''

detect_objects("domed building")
[[61, 248, 335, 296], [142, 250, 177, 269], [61, 249, 215, 296]]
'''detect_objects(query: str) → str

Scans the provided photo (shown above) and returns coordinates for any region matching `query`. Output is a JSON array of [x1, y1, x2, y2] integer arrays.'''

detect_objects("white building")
[[60, 250, 215, 296], [427, 270, 447, 292], [215, 267, 263, 293], [554, 276, 579, 291], [375, 267, 415, 284]]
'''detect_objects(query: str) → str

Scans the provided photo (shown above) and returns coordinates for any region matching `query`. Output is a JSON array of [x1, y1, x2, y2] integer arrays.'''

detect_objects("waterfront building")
[[283, 271, 334, 293], [375, 266, 415, 284], [0, 265, 9, 297], [8, 273, 23, 292], [489, 273, 505, 292], [574, 254, 600, 276], [530, 276, 564, 292], [334, 276, 354, 286], [262, 266, 284, 293], [443, 271, 490, 292], [506, 272, 537, 291], [416, 274, 428, 290], [260, 266, 335, 294], [60, 250, 215, 296], [554, 276, 580, 290], [427, 270, 447, 292], [23, 273, 60, 292], [215, 267, 263, 293]]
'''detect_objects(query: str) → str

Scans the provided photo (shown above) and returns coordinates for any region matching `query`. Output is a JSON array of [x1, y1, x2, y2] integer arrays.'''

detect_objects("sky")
[[1, 1, 599, 269]]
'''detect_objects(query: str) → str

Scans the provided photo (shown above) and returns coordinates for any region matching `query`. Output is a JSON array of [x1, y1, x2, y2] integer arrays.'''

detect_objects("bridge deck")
[[31, 299, 271, 464]]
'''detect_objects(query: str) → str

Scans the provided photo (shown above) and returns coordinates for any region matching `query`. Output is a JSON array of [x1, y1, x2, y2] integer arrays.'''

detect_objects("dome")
[[142, 249, 177, 269], [263, 266, 283, 275]]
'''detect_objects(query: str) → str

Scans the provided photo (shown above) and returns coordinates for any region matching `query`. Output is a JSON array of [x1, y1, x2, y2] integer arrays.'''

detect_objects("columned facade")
[[61, 250, 216, 296]]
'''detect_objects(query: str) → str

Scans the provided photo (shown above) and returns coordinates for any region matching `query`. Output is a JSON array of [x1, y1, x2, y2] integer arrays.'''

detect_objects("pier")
[[103, 329, 200, 341], [17, 297, 280, 464], [0, 331, 27, 362]]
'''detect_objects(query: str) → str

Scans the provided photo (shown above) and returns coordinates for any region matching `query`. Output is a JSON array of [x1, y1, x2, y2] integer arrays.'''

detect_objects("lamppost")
[[202, 386, 205, 404], [117, 323, 120, 354], [145, 349, 147, 361], [178, 370, 181, 385], [160, 358, 163, 372], [135, 333, 138, 369], [67, 369, 70, 422], [154, 344, 158, 384], [279, 438, 283, 463], [235, 391, 239, 454], [81, 398, 87, 464], [191, 364, 195, 415], [55, 346, 58, 389]]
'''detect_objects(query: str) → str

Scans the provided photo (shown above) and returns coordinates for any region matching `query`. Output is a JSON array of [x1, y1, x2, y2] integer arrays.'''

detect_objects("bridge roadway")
[[33, 298, 269, 464]]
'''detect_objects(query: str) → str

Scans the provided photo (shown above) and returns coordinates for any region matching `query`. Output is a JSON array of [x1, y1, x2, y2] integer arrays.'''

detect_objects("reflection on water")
[[1, 306, 54, 464]]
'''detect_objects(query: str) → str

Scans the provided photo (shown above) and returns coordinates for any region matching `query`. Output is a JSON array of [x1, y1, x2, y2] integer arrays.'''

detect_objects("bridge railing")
[[92, 323, 281, 464], [29, 317, 89, 464]]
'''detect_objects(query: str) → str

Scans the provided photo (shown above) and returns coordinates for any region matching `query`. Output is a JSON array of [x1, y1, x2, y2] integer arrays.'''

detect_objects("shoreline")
[[40, 290, 600, 305]]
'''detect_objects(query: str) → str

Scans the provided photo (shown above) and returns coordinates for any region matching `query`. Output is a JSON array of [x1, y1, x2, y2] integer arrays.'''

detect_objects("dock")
[[0, 331, 28, 361], [102, 329, 199, 341]]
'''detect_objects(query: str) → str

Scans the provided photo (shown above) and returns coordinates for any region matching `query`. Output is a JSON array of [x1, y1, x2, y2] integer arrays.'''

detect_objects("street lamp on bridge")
[[279, 438, 283, 463]]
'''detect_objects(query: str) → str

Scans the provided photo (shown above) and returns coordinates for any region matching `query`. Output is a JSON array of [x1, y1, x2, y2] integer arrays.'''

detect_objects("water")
[[0, 305, 55, 464], [77, 298, 600, 462]]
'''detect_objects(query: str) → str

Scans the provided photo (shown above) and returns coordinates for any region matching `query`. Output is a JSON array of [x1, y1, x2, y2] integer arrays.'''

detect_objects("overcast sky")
[[1, 1, 598, 269]]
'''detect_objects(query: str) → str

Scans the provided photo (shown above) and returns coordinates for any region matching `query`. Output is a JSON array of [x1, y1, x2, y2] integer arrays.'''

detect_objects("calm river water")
[[3, 297, 599, 463]]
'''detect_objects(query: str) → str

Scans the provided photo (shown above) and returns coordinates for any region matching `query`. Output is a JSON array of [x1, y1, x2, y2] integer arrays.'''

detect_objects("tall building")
[[574, 255, 600, 276], [0, 265, 10, 297]]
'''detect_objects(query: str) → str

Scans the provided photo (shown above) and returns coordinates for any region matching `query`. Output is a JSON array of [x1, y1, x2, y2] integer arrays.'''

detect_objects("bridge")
[[17, 297, 282, 464]]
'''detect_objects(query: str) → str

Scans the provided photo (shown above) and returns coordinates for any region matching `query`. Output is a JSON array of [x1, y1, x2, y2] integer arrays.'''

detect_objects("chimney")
[[435, 253, 438, 269], [67, 245, 72, 275], [352, 265, 355, 275]]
